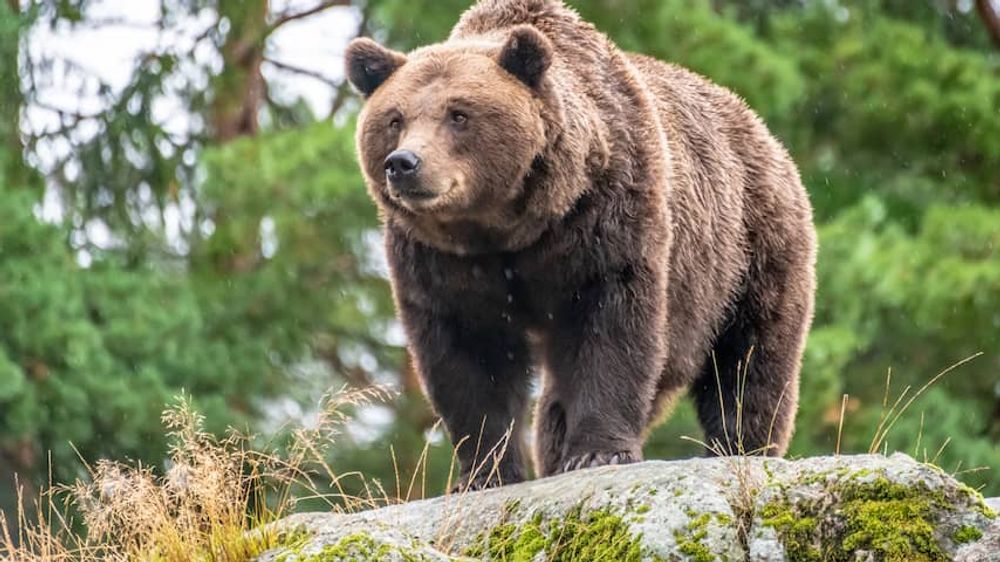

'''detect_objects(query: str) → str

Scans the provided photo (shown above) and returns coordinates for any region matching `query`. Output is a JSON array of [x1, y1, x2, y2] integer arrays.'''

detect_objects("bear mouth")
[[391, 188, 440, 212], [392, 179, 458, 212], [396, 189, 437, 201]]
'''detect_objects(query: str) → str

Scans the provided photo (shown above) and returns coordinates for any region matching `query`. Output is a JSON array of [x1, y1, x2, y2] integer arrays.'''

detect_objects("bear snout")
[[384, 150, 439, 202], [385, 149, 422, 182]]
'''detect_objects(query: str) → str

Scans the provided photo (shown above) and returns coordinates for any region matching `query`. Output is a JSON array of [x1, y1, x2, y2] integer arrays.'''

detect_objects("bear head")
[[346, 25, 592, 255]]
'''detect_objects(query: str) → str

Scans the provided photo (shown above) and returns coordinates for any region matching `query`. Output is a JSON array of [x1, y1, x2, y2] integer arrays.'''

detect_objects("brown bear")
[[345, 0, 816, 490]]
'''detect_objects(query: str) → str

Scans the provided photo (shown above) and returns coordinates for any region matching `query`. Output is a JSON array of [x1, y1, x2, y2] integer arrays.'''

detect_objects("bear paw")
[[558, 450, 638, 474]]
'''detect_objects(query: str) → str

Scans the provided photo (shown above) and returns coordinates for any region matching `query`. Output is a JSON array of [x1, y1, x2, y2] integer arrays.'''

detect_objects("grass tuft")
[[1, 387, 391, 562]]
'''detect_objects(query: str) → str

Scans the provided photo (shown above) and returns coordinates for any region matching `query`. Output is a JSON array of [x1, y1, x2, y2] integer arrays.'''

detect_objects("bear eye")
[[388, 118, 402, 132], [449, 111, 469, 126]]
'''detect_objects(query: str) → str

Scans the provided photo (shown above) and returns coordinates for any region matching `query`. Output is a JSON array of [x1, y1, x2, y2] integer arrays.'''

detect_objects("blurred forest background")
[[1, 0, 998, 518]]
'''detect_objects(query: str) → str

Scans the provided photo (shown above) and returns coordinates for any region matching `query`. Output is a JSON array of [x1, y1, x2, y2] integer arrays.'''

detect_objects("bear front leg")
[[540, 264, 667, 476], [398, 298, 533, 491]]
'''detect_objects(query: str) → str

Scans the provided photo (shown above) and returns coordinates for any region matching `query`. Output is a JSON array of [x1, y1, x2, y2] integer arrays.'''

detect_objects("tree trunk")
[[977, 0, 1000, 49], [210, 0, 269, 142], [203, 0, 269, 272]]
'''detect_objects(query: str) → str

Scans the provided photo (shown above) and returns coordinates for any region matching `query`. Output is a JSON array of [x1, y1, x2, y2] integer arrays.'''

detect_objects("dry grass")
[[677, 349, 771, 550], [866, 352, 982, 455], [0, 386, 394, 562]]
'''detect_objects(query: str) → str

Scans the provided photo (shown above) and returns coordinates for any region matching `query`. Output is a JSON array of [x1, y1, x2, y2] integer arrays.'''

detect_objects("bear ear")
[[345, 37, 407, 98], [498, 25, 553, 89]]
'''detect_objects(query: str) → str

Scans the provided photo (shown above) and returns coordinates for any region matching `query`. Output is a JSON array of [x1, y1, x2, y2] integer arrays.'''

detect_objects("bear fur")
[[346, 0, 816, 490]]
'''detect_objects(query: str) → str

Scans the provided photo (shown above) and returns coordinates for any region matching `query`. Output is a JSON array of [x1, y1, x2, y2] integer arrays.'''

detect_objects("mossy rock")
[[748, 453, 995, 562], [257, 455, 994, 562]]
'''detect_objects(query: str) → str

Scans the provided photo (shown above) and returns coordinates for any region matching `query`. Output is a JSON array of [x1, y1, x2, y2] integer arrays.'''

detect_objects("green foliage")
[[371, 0, 468, 49], [639, 1, 1000, 495], [578, 0, 806, 128], [0, 184, 254, 479], [0, 3, 26, 187], [790, 199, 1000, 492], [2, 0, 999, 517], [194, 121, 396, 371], [770, 7, 1000, 216], [0, 122, 397, 496]]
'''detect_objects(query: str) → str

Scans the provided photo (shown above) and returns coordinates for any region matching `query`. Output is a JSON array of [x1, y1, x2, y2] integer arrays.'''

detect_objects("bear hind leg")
[[691, 264, 813, 457]]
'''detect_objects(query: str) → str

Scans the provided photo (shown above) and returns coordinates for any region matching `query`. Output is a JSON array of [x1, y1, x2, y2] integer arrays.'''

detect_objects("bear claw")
[[559, 451, 638, 474]]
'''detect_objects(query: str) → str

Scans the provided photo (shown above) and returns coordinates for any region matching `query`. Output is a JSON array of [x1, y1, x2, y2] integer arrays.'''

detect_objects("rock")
[[258, 454, 996, 561], [746, 454, 995, 562], [957, 499, 1000, 562]]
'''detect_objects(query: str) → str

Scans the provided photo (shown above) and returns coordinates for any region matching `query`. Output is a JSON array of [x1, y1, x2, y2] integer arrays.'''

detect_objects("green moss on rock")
[[953, 525, 983, 544], [466, 506, 645, 561], [956, 481, 998, 519], [672, 513, 712, 562], [760, 471, 987, 562], [839, 482, 943, 561], [676, 538, 713, 562], [760, 501, 820, 562], [278, 533, 389, 562], [277, 532, 438, 562], [671, 509, 732, 562], [270, 529, 311, 557]]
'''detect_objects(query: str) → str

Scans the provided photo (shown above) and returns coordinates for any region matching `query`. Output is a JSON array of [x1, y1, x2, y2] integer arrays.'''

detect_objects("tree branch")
[[268, 0, 352, 35], [266, 0, 372, 119], [263, 56, 341, 89], [977, 0, 1000, 49]]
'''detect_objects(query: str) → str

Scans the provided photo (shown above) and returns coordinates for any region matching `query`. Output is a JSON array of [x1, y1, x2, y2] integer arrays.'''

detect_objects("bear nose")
[[384, 150, 422, 180]]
